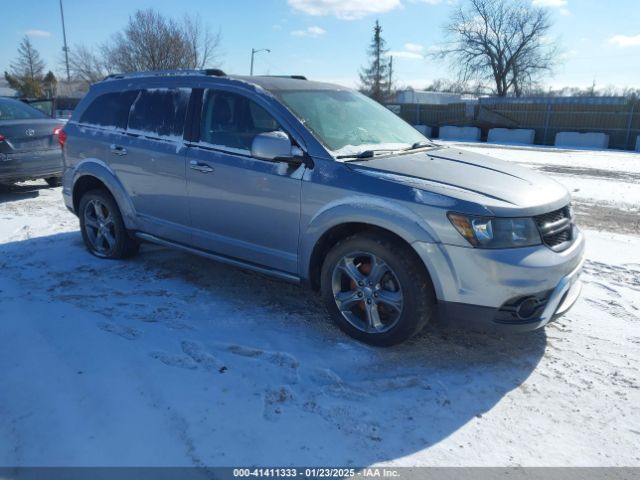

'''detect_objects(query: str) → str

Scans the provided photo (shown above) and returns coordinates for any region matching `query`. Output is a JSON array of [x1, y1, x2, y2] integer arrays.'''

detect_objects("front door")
[[184, 89, 304, 274]]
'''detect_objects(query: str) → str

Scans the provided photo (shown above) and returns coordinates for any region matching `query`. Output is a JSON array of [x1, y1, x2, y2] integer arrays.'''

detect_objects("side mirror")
[[251, 131, 304, 164]]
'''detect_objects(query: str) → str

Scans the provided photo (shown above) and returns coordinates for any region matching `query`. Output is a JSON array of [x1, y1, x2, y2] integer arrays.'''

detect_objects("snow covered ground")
[[1, 145, 638, 467]]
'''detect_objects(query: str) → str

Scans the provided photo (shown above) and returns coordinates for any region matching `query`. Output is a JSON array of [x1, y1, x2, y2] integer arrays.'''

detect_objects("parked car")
[[0, 97, 65, 186], [60, 70, 585, 346], [18, 97, 75, 121]]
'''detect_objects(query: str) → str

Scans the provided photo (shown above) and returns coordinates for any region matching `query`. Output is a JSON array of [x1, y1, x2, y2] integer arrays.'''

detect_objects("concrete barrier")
[[555, 132, 610, 149], [439, 126, 481, 142], [636, 135, 640, 152], [413, 125, 432, 137], [488, 128, 535, 145]]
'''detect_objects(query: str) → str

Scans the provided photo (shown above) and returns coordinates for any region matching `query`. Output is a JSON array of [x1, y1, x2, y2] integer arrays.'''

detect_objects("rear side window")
[[79, 91, 139, 129], [127, 88, 190, 139], [200, 90, 281, 151]]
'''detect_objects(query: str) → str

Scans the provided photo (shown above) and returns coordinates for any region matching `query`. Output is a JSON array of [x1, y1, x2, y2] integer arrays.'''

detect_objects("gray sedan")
[[0, 97, 64, 186]]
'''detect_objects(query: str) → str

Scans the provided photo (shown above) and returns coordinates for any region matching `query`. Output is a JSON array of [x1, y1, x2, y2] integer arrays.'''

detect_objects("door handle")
[[109, 144, 128, 156], [189, 160, 214, 173]]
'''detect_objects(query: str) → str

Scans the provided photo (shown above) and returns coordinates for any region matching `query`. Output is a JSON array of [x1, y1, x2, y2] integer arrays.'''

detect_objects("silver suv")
[[61, 70, 585, 346]]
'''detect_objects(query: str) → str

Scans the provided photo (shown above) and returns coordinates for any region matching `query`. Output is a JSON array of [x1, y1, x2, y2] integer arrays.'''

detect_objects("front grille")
[[534, 205, 574, 251]]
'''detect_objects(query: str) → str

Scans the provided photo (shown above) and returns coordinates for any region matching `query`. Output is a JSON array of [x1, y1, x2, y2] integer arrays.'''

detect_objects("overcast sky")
[[2, 0, 639, 90]]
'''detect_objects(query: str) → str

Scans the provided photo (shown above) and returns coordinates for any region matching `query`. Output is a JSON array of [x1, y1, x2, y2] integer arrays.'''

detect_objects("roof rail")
[[103, 69, 227, 81], [258, 75, 307, 81]]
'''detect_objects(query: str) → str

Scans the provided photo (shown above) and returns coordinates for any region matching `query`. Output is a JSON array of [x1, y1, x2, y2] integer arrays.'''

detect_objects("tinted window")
[[200, 90, 281, 151], [0, 98, 49, 121], [80, 91, 139, 128], [128, 88, 190, 138]]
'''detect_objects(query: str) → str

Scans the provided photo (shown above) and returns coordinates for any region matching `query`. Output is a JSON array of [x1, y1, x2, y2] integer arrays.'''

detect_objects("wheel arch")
[[303, 204, 442, 299], [71, 159, 138, 230], [301, 197, 440, 289], [309, 222, 425, 289]]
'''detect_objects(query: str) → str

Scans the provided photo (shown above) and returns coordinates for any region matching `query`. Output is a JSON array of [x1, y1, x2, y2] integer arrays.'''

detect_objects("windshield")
[[0, 98, 50, 121], [274, 89, 429, 158]]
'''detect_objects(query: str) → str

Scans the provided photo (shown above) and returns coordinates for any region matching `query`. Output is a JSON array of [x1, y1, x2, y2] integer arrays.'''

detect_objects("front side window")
[[127, 88, 191, 139], [0, 98, 50, 121], [200, 90, 281, 152], [274, 89, 427, 157], [79, 91, 139, 129]]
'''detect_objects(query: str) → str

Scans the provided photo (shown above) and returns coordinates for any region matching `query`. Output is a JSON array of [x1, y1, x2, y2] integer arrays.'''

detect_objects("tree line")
[[5, 1, 635, 101]]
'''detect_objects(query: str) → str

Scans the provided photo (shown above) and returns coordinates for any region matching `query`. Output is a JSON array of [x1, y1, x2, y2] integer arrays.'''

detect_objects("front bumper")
[[0, 149, 63, 182], [413, 228, 586, 331], [435, 257, 584, 332]]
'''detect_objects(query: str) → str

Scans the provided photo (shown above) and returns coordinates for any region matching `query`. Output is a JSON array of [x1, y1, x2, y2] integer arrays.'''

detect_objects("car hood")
[[348, 146, 570, 215]]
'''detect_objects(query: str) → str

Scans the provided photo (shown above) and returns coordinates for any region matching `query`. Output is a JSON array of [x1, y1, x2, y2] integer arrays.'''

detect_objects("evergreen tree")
[[5, 36, 46, 97], [4, 72, 42, 98], [359, 20, 393, 103], [43, 71, 58, 98]]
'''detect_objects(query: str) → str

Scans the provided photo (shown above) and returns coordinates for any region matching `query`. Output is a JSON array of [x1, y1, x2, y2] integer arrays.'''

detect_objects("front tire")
[[320, 232, 435, 346], [78, 189, 139, 259]]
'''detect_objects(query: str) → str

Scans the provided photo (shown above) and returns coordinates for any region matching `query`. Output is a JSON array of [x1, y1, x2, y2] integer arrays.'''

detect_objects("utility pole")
[[59, 0, 70, 82], [250, 48, 270, 76]]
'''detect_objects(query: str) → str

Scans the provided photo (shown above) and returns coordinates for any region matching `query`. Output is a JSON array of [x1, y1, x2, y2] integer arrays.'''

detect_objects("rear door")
[[72, 89, 140, 178], [109, 87, 192, 243], [184, 88, 304, 274]]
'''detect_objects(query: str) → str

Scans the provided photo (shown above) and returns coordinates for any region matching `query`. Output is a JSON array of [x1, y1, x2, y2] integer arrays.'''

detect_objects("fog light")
[[516, 297, 539, 319]]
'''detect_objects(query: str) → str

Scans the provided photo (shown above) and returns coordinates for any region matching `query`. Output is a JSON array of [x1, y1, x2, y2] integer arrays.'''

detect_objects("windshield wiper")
[[336, 142, 438, 160], [402, 141, 437, 152], [336, 148, 398, 160]]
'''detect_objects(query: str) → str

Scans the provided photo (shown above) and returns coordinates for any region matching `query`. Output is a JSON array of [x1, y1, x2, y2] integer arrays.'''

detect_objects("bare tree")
[[10, 36, 45, 82], [67, 44, 108, 84], [438, 0, 558, 97], [102, 9, 221, 73], [182, 16, 221, 70]]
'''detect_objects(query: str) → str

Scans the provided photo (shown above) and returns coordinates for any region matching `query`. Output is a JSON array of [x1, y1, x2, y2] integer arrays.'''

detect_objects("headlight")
[[447, 213, 541, 248]]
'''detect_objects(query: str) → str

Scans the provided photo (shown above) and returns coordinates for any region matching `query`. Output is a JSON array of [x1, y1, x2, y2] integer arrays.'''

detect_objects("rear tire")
[[45, 177, 62, 187], [78, 188, 139, 259], [320, 232, 435, 347]]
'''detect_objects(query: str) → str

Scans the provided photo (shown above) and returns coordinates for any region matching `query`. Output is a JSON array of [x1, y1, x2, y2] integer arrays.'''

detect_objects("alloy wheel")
[[83, 199, 117, 256], [331, 251, 404, 334]]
